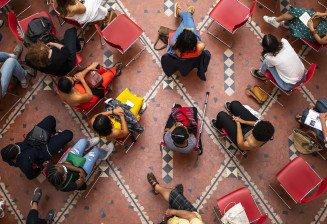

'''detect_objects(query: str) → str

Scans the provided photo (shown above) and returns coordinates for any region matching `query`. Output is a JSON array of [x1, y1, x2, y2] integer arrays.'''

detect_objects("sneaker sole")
[[250, 69, 266, 81]]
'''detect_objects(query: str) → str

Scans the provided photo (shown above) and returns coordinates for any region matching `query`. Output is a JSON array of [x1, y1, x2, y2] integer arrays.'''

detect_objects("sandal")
[[187, 6, 195, 15], [112, 62, 123, 77], [0, 199, 4, 218], [295, 113, 302, 124], [147, 172, 159, 195], [174, 2, 181, 18]]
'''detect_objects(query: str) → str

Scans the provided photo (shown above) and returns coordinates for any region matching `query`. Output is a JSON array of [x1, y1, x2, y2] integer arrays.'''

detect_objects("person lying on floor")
[[45, 138, 113, 192], [1, 116, 73, 180], [211, 101, 275, 151], [163, 104, 197, 153], [250, 34, 305, 91], [57, 62, 122, 110], [147, 172, 204, 224], [91, 88, 145, 141]]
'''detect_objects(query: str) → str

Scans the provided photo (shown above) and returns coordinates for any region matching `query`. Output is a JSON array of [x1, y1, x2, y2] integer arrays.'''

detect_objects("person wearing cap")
[[163, 104, 197, 153]]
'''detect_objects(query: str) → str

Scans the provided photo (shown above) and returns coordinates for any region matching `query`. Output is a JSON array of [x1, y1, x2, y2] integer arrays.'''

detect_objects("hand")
[[233, 116, 245, 124], [74, 72, 85, 82], [307, 19, 314, 31], [42, 161, 50, 167], [165, 209, 175, 217], [79, 168, 86, 179], [312, 12, 324, 19], [46, 42, 56, 48], [113, 106, 124, 116], [89, 62, 99, 71]]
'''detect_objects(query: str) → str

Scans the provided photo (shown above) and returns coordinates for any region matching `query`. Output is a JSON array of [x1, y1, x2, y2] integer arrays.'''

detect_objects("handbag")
[[66, 152, 86, 168], [154, 26, 175, 51], [293, 129, 323, 154], [221, 202, 250, 224], [28, 126, 51, 144], [85, 70, 103, 88], [246, 85, 268, 104]]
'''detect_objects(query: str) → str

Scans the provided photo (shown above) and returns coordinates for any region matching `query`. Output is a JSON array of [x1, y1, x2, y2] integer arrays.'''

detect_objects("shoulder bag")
[[293, 129, 323, 154], [85, 70, 103, 89], [154, 26, 175, 51], [246, 85, 268, 104], [27, 125, 52, 157]]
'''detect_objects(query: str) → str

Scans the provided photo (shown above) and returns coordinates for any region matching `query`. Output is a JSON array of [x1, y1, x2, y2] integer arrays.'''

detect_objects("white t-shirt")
[[265, 38, 305, 84]]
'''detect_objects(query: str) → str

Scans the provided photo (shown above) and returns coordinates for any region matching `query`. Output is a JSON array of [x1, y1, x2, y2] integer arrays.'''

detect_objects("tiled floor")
[[0, 0, 327, 223]]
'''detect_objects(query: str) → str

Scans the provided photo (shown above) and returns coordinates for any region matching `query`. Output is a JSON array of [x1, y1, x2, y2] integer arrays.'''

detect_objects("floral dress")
[[288, 6, 327, 42]]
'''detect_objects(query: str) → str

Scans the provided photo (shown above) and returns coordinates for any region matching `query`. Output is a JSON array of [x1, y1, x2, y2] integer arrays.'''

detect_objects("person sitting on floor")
[[147, 172, 204, 224], [263, 7, 327, 44], [0, 45, 32, 102], [169, 2, 205, 58], [163, 104, 197, 154], [250, 34, 305, 91], [1, 116, 73, 180], [25, 28, 82, 77], [57, 62, 122, 110], [45, 138, 113, 192], [211, 101, 275, 151], [91, 88, 145, 141], [53, 0, 109, 25], [26, 187, 55, 224]]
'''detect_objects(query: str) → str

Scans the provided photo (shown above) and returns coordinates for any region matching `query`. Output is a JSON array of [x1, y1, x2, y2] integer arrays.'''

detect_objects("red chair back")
[[276, 157, 321, 202], [301, 177, 327, 203], [217, 187, 262, 223], [233, 0, 257, 32], [8, 12, 24, 42], [95, 24, 104, 39], [292, 63, 316, 91]]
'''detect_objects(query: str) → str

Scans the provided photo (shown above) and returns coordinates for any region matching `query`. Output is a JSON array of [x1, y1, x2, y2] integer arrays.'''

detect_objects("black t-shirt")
[[61, 170, 87, 192], [26, 47, 74, 77]]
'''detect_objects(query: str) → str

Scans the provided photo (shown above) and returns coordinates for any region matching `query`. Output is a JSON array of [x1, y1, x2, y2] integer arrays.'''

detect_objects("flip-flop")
[[147, 172, 159, 195], [174, 2, 181, 18], [112, 62, 123, 77], [187, 6, 195, 15]]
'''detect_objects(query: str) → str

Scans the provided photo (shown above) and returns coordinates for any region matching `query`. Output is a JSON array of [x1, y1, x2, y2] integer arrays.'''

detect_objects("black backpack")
[[24, 17, 57, 44]]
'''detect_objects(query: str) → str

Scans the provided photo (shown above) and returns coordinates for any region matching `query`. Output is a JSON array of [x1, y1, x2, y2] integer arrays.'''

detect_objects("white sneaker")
[[263, 16, 280, 28], [20, 75, 31, 89], [102, 142, 114, 160], [86, 137, 100, 151], [280, 21, 289, 29], [104, 98, 113, 105]]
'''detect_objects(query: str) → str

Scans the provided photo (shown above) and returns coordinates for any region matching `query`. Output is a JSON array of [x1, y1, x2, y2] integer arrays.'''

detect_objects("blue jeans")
[[167, 12, 201, 55], [0, 52, 27, 98], [62, 139, 107, 179], [260, 59, 305, 91]]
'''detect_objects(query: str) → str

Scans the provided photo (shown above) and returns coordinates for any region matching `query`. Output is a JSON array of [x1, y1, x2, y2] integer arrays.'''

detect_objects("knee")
[[230, 101, 242, 110], [217, 111, 228, 121], [45, 115, 56, 124], [62, 130, 73, 141]]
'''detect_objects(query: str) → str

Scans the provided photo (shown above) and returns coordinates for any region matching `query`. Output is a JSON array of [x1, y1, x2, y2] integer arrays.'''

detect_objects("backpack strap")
[[61, 173, 73, 190]]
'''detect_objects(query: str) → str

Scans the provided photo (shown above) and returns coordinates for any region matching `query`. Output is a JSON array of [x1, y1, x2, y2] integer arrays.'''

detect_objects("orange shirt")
[[175, 43, 201, 58]]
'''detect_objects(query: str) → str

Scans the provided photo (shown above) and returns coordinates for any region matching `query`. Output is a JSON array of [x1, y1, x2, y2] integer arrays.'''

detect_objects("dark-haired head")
[[1, 144, 19, 162], [261, 34, 283, 57], [58, 77, 74, 94], [172, 29, 197, 57], [55, 0, 76, 17], [93, 114, 113, 136], [171, 126, 189, 144], [45, 164, 64, 190], [252, 121, 275, 142]]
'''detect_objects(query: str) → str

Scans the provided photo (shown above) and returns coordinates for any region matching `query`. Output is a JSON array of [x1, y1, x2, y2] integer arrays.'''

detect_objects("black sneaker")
[[224, 101, 231, 113], [30, 187, 42, 206], [210, 119, 225, 135], [45, 209, 55, 224], [250, 68, 266, 81]]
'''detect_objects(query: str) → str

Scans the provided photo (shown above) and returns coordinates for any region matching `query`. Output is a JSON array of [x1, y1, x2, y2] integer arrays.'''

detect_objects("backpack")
[[314, 98, 327, 113], [24, 17, 57, 45], [154, 26, 175, 51]]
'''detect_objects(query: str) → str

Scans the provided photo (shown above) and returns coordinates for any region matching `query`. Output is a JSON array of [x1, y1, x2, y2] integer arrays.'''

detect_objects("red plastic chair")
[[49, 3, 96, 44], [8, 11, 56, 43], [258, 63, 316, 107], [94, 14, 146, 67], [298, 38, 327, 65], [0, 0, 30, 17], [270, 157, 327, 209], [214, 187, 268, 223], [0, 84, 21, 121], [207, 0, 257, 48], [168, 30, 201, 46]]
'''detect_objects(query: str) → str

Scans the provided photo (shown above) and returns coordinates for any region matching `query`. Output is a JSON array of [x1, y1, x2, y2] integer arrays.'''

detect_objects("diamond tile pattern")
[[224, 49, 235, 96]]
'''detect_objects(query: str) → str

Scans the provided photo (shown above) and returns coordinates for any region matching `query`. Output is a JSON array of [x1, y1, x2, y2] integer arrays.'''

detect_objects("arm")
[[197, 41, 205, 54], [61, 161, 86, 188], [319, 113, 327, 143], [234, 117, 253, 151], [91, 110, 114, 125], [112, 114, 129, 139], [47, 42, 64, 50], [308, 20, 327, 45], [165, 209, 198, 221]]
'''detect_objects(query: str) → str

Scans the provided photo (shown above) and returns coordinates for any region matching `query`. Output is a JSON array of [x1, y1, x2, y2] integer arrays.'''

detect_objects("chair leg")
[[256, 0, 276, 13], [316, 151, 327, 160], [124, 37, 146, 67], [269, 184, 292, 209], [0, 92, 21, 121], [84, 169, 103, 199], [17, 4, 31, 17], [213, 207, 223, 224], [125, 133, 140, 154], [206, 20, 232, 48], [258, 85, 284, 107]]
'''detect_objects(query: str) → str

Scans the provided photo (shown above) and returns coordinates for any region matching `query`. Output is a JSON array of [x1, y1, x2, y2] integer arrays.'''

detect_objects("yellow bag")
[[246, 85, 268, 104]]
